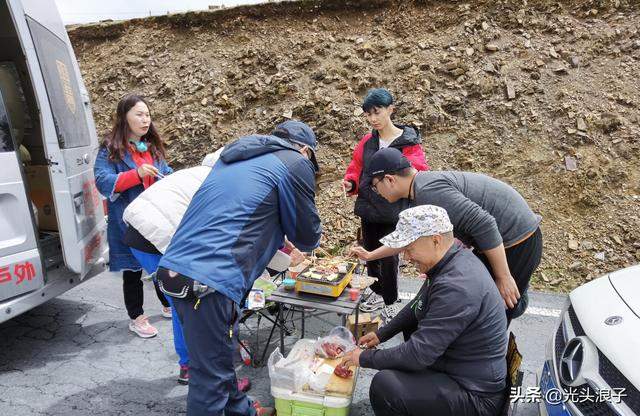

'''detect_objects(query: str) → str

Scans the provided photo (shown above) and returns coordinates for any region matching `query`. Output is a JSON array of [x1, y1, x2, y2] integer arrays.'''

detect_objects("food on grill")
[[299, 257, 356, 282]]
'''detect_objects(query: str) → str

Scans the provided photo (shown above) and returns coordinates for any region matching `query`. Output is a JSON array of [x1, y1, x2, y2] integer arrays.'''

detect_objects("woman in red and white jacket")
[[343, 88, 429, 318]]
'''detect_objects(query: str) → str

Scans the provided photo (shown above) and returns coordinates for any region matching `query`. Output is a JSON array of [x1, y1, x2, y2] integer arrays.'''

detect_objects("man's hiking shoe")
[[237, 377, 251, 392], [251, 400, 275, 416], [178, 365, 189, 385]]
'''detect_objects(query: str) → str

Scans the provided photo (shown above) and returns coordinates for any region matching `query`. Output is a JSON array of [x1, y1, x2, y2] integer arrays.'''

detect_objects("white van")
[[0, 0, 108, 323]]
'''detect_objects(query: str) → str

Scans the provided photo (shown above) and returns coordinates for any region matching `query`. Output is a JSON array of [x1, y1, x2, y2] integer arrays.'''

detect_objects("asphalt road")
[[0, 271, 567, 415]]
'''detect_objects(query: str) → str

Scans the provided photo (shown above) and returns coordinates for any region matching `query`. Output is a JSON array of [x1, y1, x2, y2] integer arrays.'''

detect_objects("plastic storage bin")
[[272, 385, 352, 416]]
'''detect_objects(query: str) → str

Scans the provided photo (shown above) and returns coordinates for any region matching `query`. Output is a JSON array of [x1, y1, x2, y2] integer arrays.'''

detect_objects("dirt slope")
[[68, 0, 640, 291]]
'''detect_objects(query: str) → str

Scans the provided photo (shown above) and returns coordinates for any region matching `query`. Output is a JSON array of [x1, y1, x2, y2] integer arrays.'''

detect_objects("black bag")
[[156, 267, 196, 300]]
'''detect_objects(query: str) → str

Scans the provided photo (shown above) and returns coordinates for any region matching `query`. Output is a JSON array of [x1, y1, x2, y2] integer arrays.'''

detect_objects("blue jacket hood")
[[220, 134, 300, 164]]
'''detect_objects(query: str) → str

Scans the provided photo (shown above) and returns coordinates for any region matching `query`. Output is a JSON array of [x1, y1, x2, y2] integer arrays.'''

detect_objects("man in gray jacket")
[[351, 147, 542, 321], [342, 205, 507, 416]]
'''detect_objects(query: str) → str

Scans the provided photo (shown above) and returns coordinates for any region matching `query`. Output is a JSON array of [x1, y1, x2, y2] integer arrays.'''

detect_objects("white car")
[[539, 265, 640, 415]]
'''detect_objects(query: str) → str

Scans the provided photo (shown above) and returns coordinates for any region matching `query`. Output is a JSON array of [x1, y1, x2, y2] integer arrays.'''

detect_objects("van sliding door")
[[0, 90, 44, 301]]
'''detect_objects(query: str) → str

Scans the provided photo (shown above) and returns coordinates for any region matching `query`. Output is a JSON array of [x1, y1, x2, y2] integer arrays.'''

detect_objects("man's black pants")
[[475, 227, 543, 322], [361, 219, 399, 305], [172, 291, 253, 416], [370, 368, 505, 416]]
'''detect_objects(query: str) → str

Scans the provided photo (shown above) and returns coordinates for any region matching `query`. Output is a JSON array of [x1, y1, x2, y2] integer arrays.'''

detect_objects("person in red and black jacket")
[[343, 88, 429, 318]]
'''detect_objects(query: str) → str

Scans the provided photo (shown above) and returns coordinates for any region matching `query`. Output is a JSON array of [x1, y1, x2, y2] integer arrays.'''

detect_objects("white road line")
[[398, 291, 562, 318], [398, 291, 416, 300], [524, 306, 561, 318]]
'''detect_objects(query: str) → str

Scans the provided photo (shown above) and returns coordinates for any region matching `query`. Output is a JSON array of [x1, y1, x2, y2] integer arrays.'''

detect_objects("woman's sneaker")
[[359, 293, 385, 312], [129, 315, 158, 338], [178, 365, 189, 385], [161, 306, 172, 319]]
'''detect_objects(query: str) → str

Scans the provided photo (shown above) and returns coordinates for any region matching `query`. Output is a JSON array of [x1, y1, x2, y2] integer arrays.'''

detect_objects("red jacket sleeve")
[[114, 169, 142, 193], [344, 134, 372, 195], [402, 144, 430, 171]]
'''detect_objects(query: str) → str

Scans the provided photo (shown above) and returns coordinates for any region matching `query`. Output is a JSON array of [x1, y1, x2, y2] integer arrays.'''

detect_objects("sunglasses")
[[371, 176, 385, 194]]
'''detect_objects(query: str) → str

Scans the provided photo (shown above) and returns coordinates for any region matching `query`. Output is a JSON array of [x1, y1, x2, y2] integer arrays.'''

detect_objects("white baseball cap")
[[380, 205, 454, 248]]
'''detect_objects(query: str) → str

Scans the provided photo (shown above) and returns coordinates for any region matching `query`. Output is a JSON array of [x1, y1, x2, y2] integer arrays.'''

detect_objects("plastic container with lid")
[[271, 385, 352, 416]]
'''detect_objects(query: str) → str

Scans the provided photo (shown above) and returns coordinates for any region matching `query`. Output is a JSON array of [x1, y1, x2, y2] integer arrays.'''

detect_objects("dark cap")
[[366, 148, 411, 177], [273, 120, 319, 172]]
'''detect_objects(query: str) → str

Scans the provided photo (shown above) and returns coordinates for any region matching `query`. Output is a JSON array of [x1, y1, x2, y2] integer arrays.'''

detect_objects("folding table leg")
[[355, 301, 360, 340], [256, 305, 282, 366], [279, 307, 286, 355]]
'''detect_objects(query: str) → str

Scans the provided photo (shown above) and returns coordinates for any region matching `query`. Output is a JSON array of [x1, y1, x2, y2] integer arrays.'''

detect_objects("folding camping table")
[[252, 285, 362, 366]]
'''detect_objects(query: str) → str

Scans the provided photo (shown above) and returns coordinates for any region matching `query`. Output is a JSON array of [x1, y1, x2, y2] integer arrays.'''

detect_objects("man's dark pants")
[[172, 291, 254, 416], [370, 368, 505, 416], [361, 219, 399, 305], [475, 228, 543, 322]]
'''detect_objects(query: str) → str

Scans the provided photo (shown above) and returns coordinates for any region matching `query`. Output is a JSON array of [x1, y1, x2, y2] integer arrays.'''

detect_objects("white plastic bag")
[[308, 370, 332, 393], [314, 326, 356, 359], [267, 341, 315, 392]]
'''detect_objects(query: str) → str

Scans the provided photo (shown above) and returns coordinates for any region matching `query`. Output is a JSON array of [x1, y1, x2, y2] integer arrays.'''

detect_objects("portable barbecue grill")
[[294, 261, 357, 297]]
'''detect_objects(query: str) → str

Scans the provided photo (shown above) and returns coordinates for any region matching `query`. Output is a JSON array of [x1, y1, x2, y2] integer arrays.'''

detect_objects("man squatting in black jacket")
[[341, 205, 508, 416]]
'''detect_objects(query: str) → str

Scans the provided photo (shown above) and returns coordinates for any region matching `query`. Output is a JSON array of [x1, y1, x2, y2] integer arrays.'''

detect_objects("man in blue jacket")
[[157, 120, 322, 416]]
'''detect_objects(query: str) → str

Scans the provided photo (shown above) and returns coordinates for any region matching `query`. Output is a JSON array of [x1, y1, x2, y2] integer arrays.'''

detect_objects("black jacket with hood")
[[353, 125, 423, 224]]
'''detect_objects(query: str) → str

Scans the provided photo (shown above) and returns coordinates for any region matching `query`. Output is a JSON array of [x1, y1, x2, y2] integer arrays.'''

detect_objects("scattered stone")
[[536, 59, 545, 67], [576, 117, 587, 131], [594, 252, 606, 261], [581, 241, 594, 250], [445, 60, 460, 71], [569, 261, 583, 271], [483, 62, 497, 73], [200, 98, 208, 106], [568, 239, 580, 251], [564, 156, 578, 172], [613, 235, 624, 245], [481, 21, 489, 31], [569, 56, 580, 67], [549, 47, 559, 59], [524, 40, 532, 48], [353, 107, 363, 117], [485, 43, 499, 52], [465, 47, 474, 56], [505, 81, 516, 100], [282, 109, 293, 119], [551, 64, 568, 74]]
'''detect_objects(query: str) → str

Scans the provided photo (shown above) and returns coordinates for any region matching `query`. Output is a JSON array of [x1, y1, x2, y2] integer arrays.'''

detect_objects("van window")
[[26, 17, 91, 149], [0, 91, 15, 152]]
